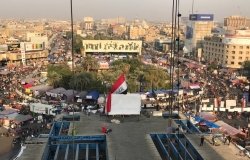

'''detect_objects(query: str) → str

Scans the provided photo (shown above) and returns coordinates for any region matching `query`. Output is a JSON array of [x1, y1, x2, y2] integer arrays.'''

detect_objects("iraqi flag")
[[106, 73, 128, 113], [110, 73, 128, 94]]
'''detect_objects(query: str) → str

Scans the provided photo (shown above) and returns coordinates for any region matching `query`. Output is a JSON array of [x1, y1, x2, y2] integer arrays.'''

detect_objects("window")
[[246, 57, 249, 60], [232, 56, 235, 59], [232, 51, 235, 54], [240, 46, 243, 49], [225, 61, 228, 64], [238, 62, 242, 65], [239, 57, 242, 60], [239, 51, 243, 54], [246, 51, 249, 54], [231, 62, 234, 64], [233, 46, 236, 49], [226, 45, 229, 48], [247, 46, 250, 49]]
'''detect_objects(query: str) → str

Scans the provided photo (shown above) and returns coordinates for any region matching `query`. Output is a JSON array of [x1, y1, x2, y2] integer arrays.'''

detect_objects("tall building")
[[224, 16, 250, 29], [82, 17, 94, 30], [203, 30, 250, 68], [184, 14, 214, 59]]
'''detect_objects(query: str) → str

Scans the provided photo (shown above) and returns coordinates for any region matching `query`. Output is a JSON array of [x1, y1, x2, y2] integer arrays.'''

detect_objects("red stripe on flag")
[[110, 74, 126, 93], [106, 92, 112, 113]]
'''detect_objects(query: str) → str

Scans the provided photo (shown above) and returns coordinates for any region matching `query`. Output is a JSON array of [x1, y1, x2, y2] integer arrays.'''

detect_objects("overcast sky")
[[0, 0, 249, 22]]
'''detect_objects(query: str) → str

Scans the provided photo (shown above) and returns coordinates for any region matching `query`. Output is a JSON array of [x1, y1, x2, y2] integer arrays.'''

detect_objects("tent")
[[215, 120, 246, 137], [189, 84, 200, 90], [86, 91, 99, 100], [46, 87, 66, 97], [62, 90, 79, 102], [194, 116, 220, 129], [5, 113, 33, 124], [199, 112, 217, 122]]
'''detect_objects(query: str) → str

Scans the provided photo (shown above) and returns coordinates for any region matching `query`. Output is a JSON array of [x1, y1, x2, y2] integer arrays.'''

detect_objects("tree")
[[70, 72, 92, 91], [47, 71, 62, 87], [81, 56, 99, 72], [242, 61, 250, 77], [47, 64, 72, 89], [243, 61, 250, 70]]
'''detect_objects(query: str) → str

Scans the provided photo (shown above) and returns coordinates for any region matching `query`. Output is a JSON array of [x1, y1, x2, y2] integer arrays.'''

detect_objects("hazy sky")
[[0, 0, 250, 22]]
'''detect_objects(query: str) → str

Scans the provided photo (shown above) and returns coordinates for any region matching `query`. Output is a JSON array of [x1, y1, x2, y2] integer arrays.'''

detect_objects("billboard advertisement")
[[189, 14, 214, 21], [82, 40, 142, 53], [7, 43, 20, 51], [25, 43, 44, 51], [20, 42, 44, 51]]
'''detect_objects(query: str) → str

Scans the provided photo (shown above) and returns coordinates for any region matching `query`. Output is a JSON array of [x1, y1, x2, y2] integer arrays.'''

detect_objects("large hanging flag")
[[110, 73, 128, 94], [106, 73, 128, 113]]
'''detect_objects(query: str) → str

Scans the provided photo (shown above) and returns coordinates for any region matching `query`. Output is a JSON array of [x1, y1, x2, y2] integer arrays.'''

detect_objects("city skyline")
[[0, 0, 250, 22]]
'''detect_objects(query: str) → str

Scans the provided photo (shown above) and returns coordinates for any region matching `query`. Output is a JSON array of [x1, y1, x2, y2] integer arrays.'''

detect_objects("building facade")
[[224, 16, 250, 29], [203, 30, 250, 68], [185, 14, 214, 59]]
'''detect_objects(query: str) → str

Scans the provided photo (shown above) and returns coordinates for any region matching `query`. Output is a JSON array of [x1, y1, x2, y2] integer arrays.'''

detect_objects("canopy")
[[5, 113, 33, 124], [46, 87, 66, 97], [199, 112, 217, 122], [189, 84, 200, 90], [23, 83, 33, 89], [30, 85, 53, 93], [86, 91, 99, 100], [194, 116, 220, 129], [0, 108, 18, 116], [75, 91, 87, 98], [215, 120, 246, 137]]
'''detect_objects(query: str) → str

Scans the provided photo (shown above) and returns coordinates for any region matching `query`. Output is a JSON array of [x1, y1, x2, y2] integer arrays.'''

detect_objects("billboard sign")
[[25, 43, 44, 51], [7, 43, 20, 51], [82, 40, 142, 53], [189, 14, 214, 21], [21, 42, 44, 51]]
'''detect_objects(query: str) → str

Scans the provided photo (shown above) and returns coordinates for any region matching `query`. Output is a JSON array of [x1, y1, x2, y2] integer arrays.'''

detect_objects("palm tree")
[[70, 72, 92, 91], [82, 56, 99, 72], [47, 71, 62, 87]]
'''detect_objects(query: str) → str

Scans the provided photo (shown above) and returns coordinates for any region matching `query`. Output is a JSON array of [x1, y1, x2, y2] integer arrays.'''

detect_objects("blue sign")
[[189, 14, 214, 21]]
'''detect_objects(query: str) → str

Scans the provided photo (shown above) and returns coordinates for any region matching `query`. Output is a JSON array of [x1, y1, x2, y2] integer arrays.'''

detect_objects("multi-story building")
[[0, 50, 49, 66], [203, 30, 250, 68], [128, 25, 146, 39], [224, 16, 250, 29], [185, 14, 214, 58], [111, 24, 127, 36], [82, 17, 94, 30]]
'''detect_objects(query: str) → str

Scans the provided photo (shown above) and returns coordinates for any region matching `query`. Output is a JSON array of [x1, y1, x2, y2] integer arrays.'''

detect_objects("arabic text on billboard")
[[82, 40, 142, 53]]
